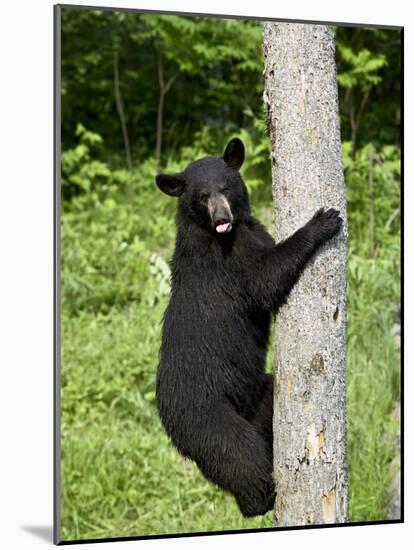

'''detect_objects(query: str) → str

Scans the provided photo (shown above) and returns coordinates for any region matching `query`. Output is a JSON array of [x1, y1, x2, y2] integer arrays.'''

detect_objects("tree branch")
[[156, 52, 180, 170]]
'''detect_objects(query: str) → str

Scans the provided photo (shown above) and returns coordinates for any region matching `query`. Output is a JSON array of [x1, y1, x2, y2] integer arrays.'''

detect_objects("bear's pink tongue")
[[216, 222, 231, 234]]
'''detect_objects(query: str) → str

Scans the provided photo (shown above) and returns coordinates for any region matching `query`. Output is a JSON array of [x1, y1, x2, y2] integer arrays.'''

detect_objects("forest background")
[[59, 8, 401, 541]]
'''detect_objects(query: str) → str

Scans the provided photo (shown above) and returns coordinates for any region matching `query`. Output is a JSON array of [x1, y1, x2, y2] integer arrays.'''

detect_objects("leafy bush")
[[62, 123, 111, 197], [61, 139, 178, 314]]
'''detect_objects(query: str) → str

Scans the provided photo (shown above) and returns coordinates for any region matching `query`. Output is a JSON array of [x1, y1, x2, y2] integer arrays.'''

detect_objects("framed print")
[[54, 4, 402, 544]]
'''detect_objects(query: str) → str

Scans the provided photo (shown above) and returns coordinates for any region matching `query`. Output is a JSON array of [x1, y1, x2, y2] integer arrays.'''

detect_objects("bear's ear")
[[223, 138, 245, 171], [155, 172, 186, 197]]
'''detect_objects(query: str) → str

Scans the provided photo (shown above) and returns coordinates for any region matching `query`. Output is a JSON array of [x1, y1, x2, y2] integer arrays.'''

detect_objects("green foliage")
[[344, 141, 400, 258], [337, 43, 387, 89], [61, 123, 111, 195], [61, 9, 263, 164], [62, 155, 177, 315], [335, 27, 401, 148], [59, 9, 401, 541], [344, 139, 400, 521]]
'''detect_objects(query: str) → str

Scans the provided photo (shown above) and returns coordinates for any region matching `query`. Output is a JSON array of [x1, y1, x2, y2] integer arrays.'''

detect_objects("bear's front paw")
[[310, 208, 342, 244]]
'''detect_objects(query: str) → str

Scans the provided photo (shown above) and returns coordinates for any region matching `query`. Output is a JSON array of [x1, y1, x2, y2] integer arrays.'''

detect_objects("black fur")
[[155, 138, 342, 517]]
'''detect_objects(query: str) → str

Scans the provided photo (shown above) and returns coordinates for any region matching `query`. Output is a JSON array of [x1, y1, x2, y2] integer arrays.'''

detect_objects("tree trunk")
[[113, 48, 132, 172], [155, 76, 165, 171], [263, 22, 349, 527], [156, 54, 179, 171]]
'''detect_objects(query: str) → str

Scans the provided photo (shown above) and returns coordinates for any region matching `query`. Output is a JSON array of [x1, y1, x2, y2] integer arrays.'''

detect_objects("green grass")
[[61, 303, 273, 540], [346, 254, 400, 521]]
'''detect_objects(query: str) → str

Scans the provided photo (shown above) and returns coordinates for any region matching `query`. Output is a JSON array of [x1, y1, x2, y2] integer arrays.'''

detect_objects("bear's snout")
[[208, 194, 233, 234]]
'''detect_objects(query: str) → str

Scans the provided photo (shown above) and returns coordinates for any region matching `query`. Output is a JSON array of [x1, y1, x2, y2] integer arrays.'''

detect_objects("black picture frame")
[[54, 4, 404, 544]]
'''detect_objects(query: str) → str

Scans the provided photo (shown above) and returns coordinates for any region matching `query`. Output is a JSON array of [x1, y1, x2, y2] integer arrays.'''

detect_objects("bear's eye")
[[222, 187, 230, 196], [200, 193, 209, 203]]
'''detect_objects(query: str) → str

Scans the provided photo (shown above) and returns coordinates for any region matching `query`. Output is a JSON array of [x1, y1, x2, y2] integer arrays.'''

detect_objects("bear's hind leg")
[[194, 402, 275, 517]]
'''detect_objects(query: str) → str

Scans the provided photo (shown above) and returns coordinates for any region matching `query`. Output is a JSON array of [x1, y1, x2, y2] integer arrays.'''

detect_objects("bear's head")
[[155, 138, 250, 235]]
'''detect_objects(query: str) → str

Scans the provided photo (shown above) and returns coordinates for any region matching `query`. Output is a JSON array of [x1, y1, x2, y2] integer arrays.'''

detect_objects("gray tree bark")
[[262, 22, 349, 526]]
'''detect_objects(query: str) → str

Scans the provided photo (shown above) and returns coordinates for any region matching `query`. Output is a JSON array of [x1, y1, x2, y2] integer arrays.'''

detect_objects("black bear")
[[155, 138, 341, 517]]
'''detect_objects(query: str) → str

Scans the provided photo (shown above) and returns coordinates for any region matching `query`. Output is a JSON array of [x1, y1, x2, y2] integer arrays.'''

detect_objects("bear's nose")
[[209, 194, 233, 233], [212, 203, 232, 226], [213, 206, 233, 234], [214, 215, 231, 226]]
